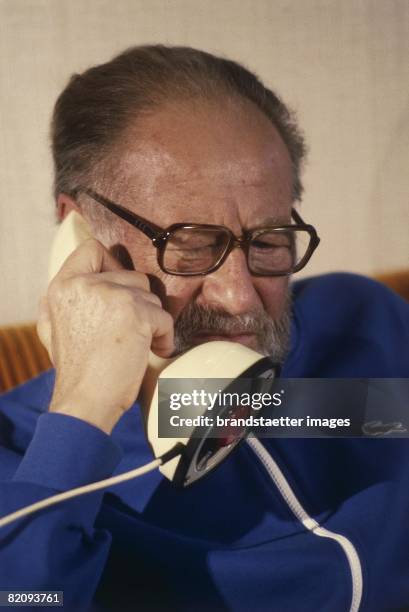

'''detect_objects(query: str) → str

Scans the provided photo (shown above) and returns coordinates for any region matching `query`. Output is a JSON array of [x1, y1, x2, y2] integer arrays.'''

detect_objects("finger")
[[137, 289, 163, 308], [91, 270, 151, 293], [55, 239, 123, 281], [100, 284, 162, 308], [149, 307, 175, 357]]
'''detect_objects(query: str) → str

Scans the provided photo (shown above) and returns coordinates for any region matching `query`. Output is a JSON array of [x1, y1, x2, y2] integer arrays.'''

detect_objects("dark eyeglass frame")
[[74, 187, 320, 277]]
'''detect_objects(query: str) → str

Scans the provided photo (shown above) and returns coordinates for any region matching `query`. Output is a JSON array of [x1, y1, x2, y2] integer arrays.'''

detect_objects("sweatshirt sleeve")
[[0, 412, 123, 610]]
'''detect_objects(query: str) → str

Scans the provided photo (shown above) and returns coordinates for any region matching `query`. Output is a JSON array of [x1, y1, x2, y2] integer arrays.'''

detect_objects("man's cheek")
[[256, 278, 289, 317], [163, 280, 201, 319]]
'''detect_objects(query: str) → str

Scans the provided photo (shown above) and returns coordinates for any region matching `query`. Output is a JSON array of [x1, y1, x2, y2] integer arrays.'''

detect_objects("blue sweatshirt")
[[0, 273, 408, 612]]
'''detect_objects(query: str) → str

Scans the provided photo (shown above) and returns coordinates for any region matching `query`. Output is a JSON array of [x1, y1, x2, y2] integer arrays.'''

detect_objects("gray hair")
[[51, 45, 306, 204]]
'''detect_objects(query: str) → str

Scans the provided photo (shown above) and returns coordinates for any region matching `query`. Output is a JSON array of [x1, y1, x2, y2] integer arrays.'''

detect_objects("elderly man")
[[0, 46, 408, 612]]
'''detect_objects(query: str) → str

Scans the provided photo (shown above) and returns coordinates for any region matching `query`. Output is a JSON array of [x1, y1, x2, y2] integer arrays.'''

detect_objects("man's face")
[[95, 98, 294, 359]]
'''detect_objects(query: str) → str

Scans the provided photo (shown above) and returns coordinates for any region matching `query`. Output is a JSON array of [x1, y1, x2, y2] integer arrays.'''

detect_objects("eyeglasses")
[[75, 187, 320, 277]]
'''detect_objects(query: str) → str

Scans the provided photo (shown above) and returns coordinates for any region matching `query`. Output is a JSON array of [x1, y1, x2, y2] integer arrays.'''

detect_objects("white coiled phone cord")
[[247, 437, 363, 612], [0, 444, 183, 530]]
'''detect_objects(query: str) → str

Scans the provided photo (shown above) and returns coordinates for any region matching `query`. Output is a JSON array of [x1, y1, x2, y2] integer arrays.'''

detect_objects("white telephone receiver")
[[49, 212, 278, 486]]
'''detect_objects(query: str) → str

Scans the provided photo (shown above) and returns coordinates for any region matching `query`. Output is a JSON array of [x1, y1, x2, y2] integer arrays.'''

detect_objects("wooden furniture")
[[0, 323, 51, 393], [374, 270, 409, 303]]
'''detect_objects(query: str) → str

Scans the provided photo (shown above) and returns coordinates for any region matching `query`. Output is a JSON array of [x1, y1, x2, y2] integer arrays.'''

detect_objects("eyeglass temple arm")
[[292, 208, 320, 242], [76, 188, 163, 242], [291, 208, 306, 226]]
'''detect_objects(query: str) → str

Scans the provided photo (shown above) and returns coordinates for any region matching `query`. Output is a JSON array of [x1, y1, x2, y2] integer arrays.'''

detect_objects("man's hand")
[[37, 239, 174, 434]]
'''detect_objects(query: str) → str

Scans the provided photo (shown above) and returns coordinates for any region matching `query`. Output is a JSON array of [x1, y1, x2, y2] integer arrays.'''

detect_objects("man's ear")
[[57, 193, 82, 222]]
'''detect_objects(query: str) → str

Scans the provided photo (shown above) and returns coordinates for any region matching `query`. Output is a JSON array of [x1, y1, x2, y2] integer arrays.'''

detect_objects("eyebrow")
[[265, 215, 291, 223], [247, 214, 292, 230]]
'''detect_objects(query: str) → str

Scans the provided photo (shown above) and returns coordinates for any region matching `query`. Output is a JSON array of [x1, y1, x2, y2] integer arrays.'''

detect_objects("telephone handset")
[[49, 212, 278, 486]]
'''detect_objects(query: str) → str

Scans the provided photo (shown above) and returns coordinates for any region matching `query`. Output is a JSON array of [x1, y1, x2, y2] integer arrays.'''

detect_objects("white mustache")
[[174, 298, 292, 361], [179, 309, 270, 335]]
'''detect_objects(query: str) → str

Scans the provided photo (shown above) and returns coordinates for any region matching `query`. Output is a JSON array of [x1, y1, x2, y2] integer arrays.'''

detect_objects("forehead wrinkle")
[[112, 156, 292, 226], [112, 108, 292, 195], [118, 145, 283, 185], [105, 101, 294, 227], [106, 146, 291, 216]]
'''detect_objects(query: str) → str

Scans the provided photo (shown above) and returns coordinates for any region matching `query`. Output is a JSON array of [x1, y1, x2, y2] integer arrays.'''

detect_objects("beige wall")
[[0, 0, 408, 324]]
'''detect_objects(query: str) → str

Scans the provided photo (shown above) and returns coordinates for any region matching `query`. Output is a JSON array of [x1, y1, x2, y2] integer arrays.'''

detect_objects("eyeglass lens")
[[163, 227, 231, 274], [162, 226, 312, 275]]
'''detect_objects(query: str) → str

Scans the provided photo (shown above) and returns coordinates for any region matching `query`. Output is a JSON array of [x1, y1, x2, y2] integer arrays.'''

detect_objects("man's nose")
[[199, 248, 261, 315]]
